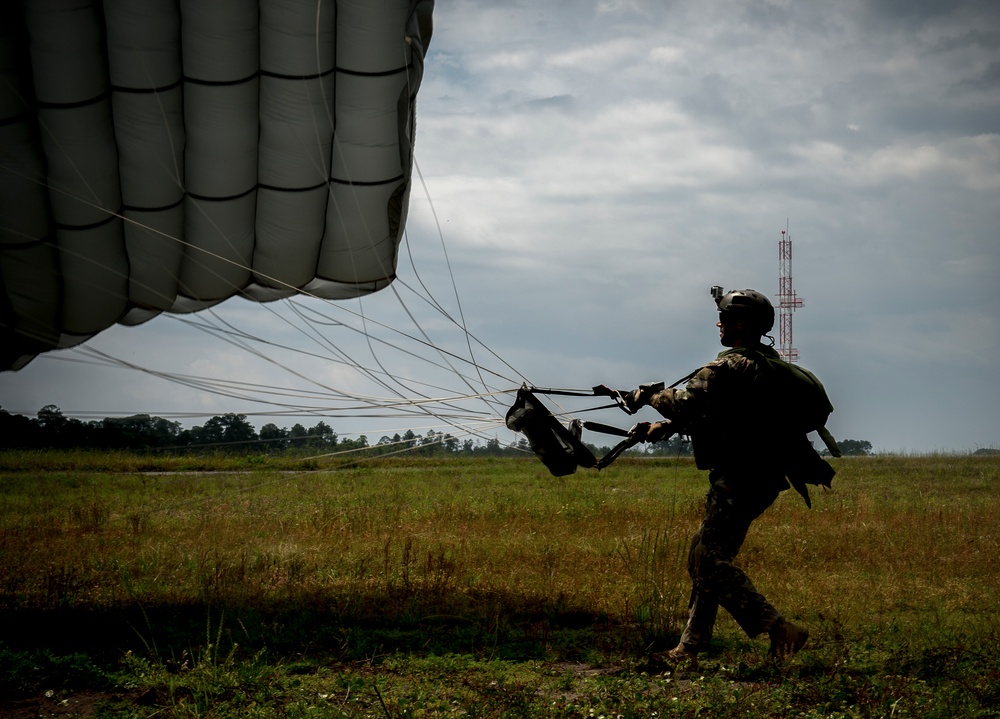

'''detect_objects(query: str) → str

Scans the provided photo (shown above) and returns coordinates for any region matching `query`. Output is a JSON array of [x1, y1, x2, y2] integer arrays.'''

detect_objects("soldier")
[[609, 288, 811, 665]]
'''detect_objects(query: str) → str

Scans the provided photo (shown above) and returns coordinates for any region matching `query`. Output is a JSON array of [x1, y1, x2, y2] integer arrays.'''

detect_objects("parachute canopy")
[[0, 0, 434, 370]]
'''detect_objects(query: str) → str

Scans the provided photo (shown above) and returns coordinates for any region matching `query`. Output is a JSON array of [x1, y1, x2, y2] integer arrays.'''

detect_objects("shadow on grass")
[[0, 588, 679, 700]]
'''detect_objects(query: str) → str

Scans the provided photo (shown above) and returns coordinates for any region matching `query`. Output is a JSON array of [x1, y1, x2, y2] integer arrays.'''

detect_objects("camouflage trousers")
[[678, 471, 784, 649]]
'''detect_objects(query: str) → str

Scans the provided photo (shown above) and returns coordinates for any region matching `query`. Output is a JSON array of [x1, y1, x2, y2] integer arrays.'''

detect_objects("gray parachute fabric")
[[0, 0, 434, 370]]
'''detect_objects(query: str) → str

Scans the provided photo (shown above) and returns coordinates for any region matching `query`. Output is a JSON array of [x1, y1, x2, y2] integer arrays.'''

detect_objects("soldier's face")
[[717, 315, 745, 347]]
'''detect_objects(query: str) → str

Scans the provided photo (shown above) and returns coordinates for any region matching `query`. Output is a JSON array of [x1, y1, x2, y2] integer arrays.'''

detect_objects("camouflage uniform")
[[646, 344, 790, 649]]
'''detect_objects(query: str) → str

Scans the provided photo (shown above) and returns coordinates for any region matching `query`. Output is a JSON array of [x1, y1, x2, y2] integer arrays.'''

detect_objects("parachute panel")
[[0, 0, 434, 368], [122, 208, 185, 314], [251, 0, 337, 296]]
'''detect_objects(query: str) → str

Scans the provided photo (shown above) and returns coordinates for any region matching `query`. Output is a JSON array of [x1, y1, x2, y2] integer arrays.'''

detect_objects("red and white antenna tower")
[[777, 220, 803, 363]]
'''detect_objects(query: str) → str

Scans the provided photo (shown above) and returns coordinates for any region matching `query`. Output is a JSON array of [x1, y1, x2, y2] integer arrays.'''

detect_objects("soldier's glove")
[[592, 384, 642, 414], [626, 381, 666, 413], [629, 420, 673, 443], [593, 381, 664, 415], [646, 420, 673, 443]]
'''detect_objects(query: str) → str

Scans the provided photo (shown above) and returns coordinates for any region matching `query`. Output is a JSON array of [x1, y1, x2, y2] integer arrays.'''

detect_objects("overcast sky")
[[2, 0, 999, 454]]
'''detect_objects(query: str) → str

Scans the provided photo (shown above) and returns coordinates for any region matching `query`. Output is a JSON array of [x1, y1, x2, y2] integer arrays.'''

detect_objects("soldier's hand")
[[645, 421, 673, 443], [593, 385, 644, 413], [629, 422, 653, 442], [630, 421, 672, 443], [631, 382, 665, 410]]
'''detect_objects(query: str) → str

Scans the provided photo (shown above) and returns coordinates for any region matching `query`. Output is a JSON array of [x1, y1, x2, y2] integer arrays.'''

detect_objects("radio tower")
[[777, 220, 802, 363]]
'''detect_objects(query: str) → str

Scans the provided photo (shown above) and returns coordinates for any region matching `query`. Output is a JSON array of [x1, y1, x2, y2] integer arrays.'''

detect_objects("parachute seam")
[[186, 187, 256, 203], [122, 197, 185, 213], [35, 91, 110, 110], [336, 64, 413, 78], [260, 68, 337, 81], [182, 73, 258, 88], [328, 175, 405, 186], [110, 79, 184, 94], [258, 181, 327, 193], [53, 213, 120, 232]]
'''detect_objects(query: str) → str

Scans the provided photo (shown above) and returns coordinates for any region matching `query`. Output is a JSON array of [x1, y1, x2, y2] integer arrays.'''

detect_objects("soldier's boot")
[[651, 643, 699, 668], [768, 619, 808, 660]]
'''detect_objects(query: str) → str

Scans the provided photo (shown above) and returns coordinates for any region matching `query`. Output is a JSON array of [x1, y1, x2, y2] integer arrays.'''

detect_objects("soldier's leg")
[[688, 477, 783, 640], [678, 525, 718, 650]]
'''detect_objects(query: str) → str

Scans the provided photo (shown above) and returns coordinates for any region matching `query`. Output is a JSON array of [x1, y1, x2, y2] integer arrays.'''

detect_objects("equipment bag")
[[733, 348, 841, 458], [505, 386, 650, 476], [505, 387, 597, 476], [733, 348, 841, 507]]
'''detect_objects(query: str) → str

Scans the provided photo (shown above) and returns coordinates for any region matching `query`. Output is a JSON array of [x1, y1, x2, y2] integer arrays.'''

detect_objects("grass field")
[[1, 451, 998, 717]]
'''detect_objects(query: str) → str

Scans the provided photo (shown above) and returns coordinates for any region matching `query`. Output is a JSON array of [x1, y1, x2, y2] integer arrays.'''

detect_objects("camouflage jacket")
[[647, 344, 786, 474]]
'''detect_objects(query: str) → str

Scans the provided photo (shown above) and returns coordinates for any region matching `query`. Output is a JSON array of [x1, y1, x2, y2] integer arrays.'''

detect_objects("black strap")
[[596, 435, 643, 469], [526, 386, 598, 397], [581, 420, 631, 438]]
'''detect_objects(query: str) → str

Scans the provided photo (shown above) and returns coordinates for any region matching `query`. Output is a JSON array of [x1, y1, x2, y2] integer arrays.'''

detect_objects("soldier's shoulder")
[[710, 349, 757, 371], [687, 352, 749, 386]]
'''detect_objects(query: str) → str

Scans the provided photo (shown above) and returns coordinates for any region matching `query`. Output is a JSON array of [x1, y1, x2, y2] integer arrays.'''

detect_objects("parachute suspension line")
[[393, 32, 500, 401], [383, 225, 517, 424], [170, 297, 506, 439], [194, 304, 392, 404], [397, 30, 528, 401], [284, 300, 503, 396], [391, 273, 524, 389], [69, 343, 508, 422], [387, 282, 489, 403], [179, 308, 477, 423], [283, 297, 486, 426], [311, 0, 331, 183], [411, 159, 510, 407]]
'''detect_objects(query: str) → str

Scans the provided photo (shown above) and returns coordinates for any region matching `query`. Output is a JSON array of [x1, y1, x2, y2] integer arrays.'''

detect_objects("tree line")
[[0, 405, 528, 457], [0, 405, 872, 457]]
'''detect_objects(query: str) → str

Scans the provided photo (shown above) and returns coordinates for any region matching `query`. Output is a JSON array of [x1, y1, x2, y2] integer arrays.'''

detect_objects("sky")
[[2, 0, 999, 454]]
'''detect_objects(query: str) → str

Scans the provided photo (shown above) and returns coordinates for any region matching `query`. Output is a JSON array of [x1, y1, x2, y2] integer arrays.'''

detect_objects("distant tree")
[[0, 408, 41, 448], [288, 423, 310, 449], [307, 421, 337, 449], [36, 405, 66, 432], [338, 435, 368, 452], [837, 439, 873, 456], [420, 429, 443, 455], [100, 414, 181, 448], [187, 413, 258, 450], [483, 437, 502, 456], [259, 423, 289, 450], [34, 405, 94, 447]]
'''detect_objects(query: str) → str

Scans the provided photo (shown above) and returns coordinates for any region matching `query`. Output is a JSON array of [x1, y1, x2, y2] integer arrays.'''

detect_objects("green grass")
[[1, 453, 998, 717]]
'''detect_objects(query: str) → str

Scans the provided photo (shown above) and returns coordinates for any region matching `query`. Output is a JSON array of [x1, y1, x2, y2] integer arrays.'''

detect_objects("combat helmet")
[[711, 287, 775, 334]]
